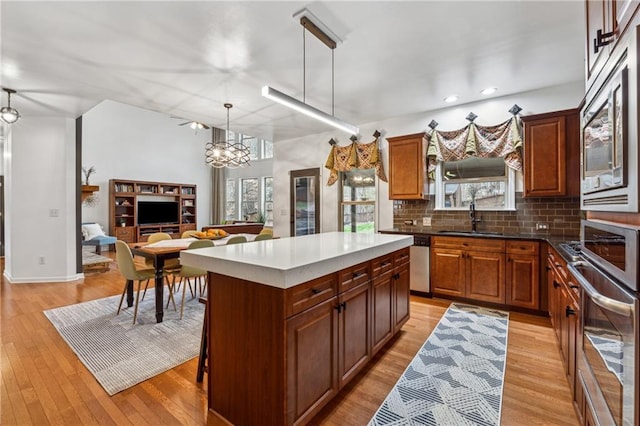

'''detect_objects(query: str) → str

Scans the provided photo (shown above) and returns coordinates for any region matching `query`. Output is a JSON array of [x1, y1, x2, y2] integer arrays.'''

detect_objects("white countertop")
[[180, 231, 413, 289]]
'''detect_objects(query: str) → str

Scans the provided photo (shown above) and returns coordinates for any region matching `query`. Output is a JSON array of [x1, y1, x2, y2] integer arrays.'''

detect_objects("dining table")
[[128, 233, 256, 323]]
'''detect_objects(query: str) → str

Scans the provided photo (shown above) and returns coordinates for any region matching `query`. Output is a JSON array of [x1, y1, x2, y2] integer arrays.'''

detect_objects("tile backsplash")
[[392, 194, 582, 238]]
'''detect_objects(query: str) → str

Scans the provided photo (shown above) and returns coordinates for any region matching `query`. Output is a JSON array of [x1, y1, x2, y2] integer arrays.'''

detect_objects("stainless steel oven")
[[567, 219, 640, 425]]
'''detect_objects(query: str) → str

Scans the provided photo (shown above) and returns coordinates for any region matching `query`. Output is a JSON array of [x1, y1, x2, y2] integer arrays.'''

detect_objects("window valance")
[[426, 116, 523, 179], [324, 137, 388, 185]]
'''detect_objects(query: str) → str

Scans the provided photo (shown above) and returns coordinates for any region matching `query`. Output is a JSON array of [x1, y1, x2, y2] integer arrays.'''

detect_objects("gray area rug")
[[44, 292, 204, 395], [369, 303, 509, 426]]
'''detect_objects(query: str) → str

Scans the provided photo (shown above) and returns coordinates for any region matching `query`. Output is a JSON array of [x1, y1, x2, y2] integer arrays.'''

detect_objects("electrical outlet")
[[38, 256, 45, 265], [535, 223, 548, 230], [423, 217, 432, 227]]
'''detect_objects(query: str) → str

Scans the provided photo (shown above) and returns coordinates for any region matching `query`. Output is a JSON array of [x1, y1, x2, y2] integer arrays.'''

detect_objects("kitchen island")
[[181, 231, 413, 425]]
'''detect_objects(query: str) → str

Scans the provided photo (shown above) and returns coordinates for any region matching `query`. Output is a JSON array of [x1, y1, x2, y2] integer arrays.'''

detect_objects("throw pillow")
[[82, 223, 105, 240]]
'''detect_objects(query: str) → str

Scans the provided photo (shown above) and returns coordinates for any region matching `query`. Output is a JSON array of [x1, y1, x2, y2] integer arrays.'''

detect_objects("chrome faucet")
[[469, 202, 481, 232]]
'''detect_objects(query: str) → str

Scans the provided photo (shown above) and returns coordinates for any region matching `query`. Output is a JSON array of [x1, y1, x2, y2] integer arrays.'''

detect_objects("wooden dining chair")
[[115, 240, 174, 324], [168, 239, 214, 319], [140, 232, 180, 301], [226, 235, 247, 244], [181, 230, 198, 238]]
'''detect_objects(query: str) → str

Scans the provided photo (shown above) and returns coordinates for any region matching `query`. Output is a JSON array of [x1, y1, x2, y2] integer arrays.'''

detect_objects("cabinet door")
[[338, 282, 371, 388], [586, 0, 610, 85], [523, 115, 567, 197], [431, 248, 465, 297], [387, 133, 428, 200], [372, 272, 393, 355], [393, 262, 410, 333], [549, 267, 563, 342], [506, 253, 540, 309], [286, 297, 339, 425], [565, 297, 579, 397], [466, 250, 505, 304], [114, 226, 135, 243]]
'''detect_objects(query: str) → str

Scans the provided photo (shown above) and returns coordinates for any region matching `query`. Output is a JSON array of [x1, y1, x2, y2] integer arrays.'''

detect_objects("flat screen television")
[[137, 201, 179, 225]]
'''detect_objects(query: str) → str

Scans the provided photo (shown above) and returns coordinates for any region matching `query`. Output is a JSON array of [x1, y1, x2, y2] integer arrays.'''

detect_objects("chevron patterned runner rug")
[[369, 303, 509, 426]]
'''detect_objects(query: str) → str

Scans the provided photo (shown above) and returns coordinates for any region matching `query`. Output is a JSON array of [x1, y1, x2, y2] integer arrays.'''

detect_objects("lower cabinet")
[[338, 282, 371, 387], [432, 236, 542, 310], [372, 270, 393, 354], [286, 297, 339, 425], [547, 246, 581, 405]]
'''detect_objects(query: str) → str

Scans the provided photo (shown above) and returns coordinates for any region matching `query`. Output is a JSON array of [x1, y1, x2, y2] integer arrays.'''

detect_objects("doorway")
[[290, 168, 320, 236]]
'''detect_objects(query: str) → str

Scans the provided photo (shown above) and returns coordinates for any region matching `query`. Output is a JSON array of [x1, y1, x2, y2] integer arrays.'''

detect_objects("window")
[[241, 178, 260, 221], [225, 179, 237, 220], [263, 177, 273, 224], [340, 168, 376, 233], [262, 140, 273, 159], [435, 157, 515, 210]]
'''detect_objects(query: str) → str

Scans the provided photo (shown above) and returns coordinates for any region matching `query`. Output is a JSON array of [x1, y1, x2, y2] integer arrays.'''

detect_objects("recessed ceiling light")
[[481, 87, 497, 95], [443, 95, 458, 103]]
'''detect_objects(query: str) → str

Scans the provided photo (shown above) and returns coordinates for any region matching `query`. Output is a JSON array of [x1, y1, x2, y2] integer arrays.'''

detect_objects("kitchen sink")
[[437, 230, 503, 236]]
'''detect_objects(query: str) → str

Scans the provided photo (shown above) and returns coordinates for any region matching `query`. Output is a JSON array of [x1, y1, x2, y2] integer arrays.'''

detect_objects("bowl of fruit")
[[193, 229, 229, 240]]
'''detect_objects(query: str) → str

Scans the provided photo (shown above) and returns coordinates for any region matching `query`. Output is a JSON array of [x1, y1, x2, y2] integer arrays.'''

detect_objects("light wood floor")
[[1, 255, 578, 425]]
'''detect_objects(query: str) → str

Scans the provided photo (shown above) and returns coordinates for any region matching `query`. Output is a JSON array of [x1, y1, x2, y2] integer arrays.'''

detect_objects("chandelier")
[[205, 103, 250, 168]]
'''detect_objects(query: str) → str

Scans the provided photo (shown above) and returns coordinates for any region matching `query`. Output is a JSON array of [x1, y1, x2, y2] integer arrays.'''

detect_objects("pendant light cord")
[[332, 49, 335, 117], [303, 26, 306, 103]]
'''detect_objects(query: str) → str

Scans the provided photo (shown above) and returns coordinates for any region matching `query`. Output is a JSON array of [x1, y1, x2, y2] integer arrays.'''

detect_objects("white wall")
[[82, 100, 213, 230], [3, 117, 80, 283], [273, 81, 585, 237]]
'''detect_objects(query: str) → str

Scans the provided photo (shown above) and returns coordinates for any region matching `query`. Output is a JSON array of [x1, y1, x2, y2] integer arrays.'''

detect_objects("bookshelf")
[[109, 179, 197, 242]]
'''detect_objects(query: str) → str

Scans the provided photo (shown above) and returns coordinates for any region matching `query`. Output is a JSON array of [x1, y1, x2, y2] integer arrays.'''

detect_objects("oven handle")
[[568, 262, 634, 317]]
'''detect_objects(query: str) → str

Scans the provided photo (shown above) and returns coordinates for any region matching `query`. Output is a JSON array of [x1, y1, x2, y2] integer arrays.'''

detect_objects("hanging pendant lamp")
[[205, 103, 250, 168], [1, 88, 20, 124]]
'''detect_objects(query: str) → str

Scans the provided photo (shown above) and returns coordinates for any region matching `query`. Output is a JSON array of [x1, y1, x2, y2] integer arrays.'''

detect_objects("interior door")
[[290, 168, 320, 236]]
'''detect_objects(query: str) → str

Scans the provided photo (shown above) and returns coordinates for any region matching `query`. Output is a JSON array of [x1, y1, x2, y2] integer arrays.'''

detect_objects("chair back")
[[180, 239, 214, 276], [115, 240, 139, 281], [147, 232, 172, 243], [226, 235, 247, 245], [254, 233, 272, 241], [259, 227, 273, 236], [181, 230, 198, 238]]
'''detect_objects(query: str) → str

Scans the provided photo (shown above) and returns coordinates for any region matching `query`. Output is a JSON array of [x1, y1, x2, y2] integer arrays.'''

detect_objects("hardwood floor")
[[1, 256, 578, 425]]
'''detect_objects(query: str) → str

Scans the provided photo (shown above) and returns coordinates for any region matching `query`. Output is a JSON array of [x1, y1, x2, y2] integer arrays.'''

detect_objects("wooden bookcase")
[[109, 179, 197, 243]]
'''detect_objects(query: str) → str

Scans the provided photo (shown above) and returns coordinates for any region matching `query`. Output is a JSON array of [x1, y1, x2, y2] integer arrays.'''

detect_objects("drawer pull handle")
[[520, 246, 527, 250], [570, 285, 580, 290], [565, 306, 576, 317], [553, 280, 560, 289], [381, 261, 391, 267], [311, 288, 322, 295], [353, 272, 364, 278]]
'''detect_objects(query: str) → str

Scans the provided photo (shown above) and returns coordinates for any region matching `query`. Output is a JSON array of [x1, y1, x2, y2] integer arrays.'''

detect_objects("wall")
[[3, 117, 80, 283], [82, 100, 213, 230], [272, 81, 584, 237]]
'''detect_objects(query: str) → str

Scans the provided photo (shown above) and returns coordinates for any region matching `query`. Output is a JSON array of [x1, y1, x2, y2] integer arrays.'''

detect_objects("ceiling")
[[1, 1, 585, 142]]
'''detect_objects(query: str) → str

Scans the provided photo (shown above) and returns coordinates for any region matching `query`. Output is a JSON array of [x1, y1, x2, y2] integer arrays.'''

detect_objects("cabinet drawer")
[[393, 247, 410, 267], [547, 247, 569, 283], [338, 262, 370, 293], [506, 240, 539, 255], [115, 227, 135, 241], [285, 273, 338, 317], [432, 236, 505, 252], [371, 254, 394, 277]]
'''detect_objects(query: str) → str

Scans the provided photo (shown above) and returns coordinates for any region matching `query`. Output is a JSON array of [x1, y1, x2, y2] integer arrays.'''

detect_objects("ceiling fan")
[[171, 116, 210, 132]]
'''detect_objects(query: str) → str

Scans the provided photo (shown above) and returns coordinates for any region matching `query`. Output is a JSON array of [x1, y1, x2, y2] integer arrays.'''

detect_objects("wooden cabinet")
[[286, 297, 339, 425], [206, 246, 410, 425], [431, 236, 506, 304], [337, 281, 371, 388], [521, 109, 580, 198], [505, 241, 540, 309], [585, 0, 640, 90], [547, 245, 581, 402], [109, 179, 197, 242], [387, 133, 428, 200]]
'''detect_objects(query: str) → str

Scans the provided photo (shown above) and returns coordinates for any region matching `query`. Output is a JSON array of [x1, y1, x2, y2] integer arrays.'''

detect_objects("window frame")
[[434, 159, 516, 211], [339, 168, 377, 233]]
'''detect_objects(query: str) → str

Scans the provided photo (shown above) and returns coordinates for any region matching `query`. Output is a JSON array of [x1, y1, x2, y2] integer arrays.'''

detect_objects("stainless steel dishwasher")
[[410, 235, 430, 295]]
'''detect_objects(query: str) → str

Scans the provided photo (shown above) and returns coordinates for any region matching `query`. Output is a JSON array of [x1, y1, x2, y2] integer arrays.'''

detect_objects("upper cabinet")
[[521, 109, 580, 198], [387, 133, 429, 200], [586, 0, 640, 91]]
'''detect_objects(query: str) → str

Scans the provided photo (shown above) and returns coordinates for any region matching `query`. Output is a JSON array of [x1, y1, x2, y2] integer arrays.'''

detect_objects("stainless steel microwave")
[[581, 25, 639, 212]]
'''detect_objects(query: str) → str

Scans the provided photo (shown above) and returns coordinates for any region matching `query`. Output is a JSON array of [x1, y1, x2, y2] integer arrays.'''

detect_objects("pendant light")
[[262, 9, 359, 136], [1, 88, 20, 124], [205, 103, 250, 168]]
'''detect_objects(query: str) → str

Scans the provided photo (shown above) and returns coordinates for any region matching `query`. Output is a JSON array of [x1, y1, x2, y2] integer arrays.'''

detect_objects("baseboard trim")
[[410, 290, 432, 298], [4, 270, 84, 284]]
